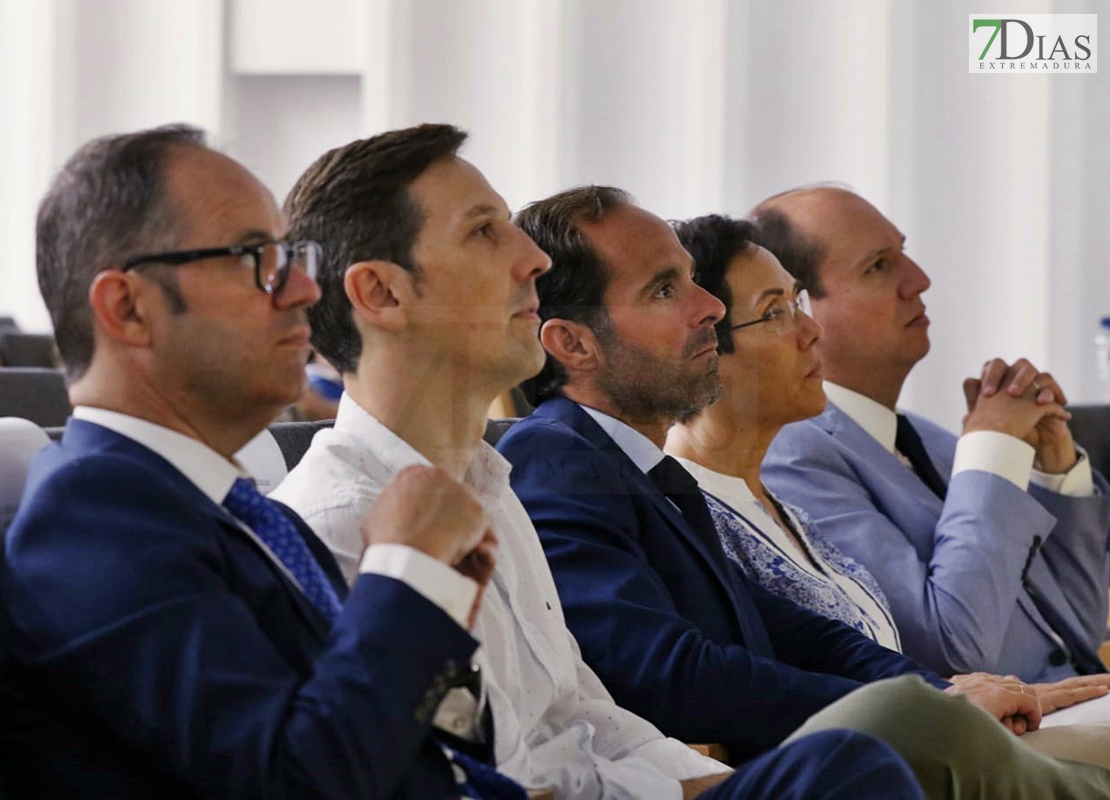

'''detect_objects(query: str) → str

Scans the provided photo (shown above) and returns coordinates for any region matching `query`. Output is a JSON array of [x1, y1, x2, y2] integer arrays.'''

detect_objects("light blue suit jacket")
[[764, 403, 1110, 682]]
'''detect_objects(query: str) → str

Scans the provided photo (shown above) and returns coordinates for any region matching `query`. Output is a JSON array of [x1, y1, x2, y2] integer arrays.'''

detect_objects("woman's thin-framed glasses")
[[729, 290, 812, 333], [122, 240, 321, 295]]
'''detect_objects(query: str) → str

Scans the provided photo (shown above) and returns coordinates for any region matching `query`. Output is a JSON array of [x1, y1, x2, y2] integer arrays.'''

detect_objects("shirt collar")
[[72, 406, 245, 504], [577, 404, 665, 475], [334, 393, 511, 492], [822, 382, 898, 455]]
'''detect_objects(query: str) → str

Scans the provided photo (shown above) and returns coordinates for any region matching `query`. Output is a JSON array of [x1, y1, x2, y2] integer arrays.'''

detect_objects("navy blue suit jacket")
[[0, 419, 477, 798], [497, 397, 946, 762]]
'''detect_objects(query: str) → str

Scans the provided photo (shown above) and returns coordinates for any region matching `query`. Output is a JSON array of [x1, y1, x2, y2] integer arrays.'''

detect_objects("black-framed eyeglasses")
[[729, 290, 812, 334], [122, 240, 321, 295]]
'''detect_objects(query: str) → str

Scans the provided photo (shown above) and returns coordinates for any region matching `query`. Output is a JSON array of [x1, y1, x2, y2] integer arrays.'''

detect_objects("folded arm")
[[4, 456, 477, 799]]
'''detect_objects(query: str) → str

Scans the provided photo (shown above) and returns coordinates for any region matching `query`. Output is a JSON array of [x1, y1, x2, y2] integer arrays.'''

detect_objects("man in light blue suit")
[[0, 125, 511, 798], [757, 186, 1110, 683]]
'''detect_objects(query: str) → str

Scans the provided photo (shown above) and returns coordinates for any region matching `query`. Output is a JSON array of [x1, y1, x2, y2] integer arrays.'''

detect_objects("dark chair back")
[[483, 418, 518, 447], [0, 332, 57, 368], [1067, 404, 1110, 478], [268, 419, 336, 470], [0, 369, 71, 428], [267, 417, 520, 471]]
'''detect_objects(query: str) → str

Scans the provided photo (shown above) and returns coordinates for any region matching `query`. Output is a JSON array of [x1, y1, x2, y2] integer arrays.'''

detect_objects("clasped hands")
[[962, 357, 1078, 474], [946, 672, 1110, 735]]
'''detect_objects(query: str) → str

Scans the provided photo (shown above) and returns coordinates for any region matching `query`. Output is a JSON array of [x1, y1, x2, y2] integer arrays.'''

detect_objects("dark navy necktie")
[[895, 414, 948, 500], [223, 477, 343, 623], [648, 455, 721, 546], [648, 455, 776, 657]]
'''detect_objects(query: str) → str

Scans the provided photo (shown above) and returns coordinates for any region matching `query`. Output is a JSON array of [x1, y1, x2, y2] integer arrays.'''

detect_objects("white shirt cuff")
[[1031, 447, 1094, 497], [359, 544, 478, 628], [952, 430, 1035, 491]]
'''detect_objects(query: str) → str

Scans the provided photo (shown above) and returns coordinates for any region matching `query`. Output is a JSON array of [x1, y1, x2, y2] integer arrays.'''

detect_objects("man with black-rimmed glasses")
[[0, 124, 513, 799]]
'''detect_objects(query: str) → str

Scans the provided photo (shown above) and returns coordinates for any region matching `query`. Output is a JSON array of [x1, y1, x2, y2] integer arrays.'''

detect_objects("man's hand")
[[945, 672, 1042, 734], [361, 465, 497, 626], [455, 527, 498, 629], [1028, 674, 1110, 715], [962, 357, 1076, 473]]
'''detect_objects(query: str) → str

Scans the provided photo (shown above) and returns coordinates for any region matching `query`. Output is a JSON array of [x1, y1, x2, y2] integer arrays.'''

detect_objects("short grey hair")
[[36, 123, 206, 380]]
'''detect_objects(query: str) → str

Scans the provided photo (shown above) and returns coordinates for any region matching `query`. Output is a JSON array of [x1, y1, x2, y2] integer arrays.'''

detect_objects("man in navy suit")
[[497, 185, 1110, 798], [0, 125, 507, 798], [754, 186, 1110, 684]]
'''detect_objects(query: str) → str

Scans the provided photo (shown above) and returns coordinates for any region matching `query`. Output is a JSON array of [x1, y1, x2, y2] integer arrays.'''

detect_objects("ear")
[[539, 318, 603, 377], [344, 260, 412, 333], [87, 270, 156, 347]]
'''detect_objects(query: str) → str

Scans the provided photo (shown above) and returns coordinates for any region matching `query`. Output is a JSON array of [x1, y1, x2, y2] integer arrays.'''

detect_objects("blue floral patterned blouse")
[[677, 457, 902, 651]]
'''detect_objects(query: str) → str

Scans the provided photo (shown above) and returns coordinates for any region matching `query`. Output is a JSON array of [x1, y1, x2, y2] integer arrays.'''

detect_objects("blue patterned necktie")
[[223, 477, 343, 623]]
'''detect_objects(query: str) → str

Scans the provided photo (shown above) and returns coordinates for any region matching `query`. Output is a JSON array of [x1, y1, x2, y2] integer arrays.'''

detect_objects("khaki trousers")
[[785, 675, 1110, 799]]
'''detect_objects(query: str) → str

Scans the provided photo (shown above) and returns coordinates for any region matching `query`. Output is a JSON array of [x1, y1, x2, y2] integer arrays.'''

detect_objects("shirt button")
[[450, 716, 468, 734]]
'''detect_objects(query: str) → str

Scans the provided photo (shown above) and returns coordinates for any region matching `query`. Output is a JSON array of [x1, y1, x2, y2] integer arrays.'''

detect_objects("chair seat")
[[0, 417, 51, 534]]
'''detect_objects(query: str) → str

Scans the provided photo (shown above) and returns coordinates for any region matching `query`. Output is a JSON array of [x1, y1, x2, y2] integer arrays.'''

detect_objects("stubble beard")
[[595, 333, 723, 425]]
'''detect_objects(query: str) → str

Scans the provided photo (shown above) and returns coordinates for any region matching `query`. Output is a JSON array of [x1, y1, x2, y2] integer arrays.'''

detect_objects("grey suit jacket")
[[764, 403, 1110, 682]]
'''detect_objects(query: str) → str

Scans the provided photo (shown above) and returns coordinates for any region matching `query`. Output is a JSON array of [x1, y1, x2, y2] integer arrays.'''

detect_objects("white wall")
[[3, 0, 1109, 429], [0, 0, 59, 332]]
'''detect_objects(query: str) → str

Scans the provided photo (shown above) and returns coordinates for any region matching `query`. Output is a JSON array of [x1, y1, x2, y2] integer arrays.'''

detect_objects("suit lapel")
[[62, 420, 336, 644], [820, 403, 945, 512], [204, 503, 338, 642], [536, 398, 760, 637]]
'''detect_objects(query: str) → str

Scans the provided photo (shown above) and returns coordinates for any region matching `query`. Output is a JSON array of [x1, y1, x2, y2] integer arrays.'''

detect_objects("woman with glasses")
[[665, 214, 901, 650]]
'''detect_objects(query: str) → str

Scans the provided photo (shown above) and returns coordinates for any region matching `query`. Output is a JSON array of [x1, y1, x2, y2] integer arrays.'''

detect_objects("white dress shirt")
[[271, 394, 725, 798], [824, 382, 1093, 496]]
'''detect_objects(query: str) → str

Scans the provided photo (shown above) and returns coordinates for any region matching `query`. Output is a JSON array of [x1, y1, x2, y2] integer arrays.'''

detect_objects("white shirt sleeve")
[[1030, 447, 1095, 497], [359, 544, 478, 629], [952, 430, 1035, 490], [953, 431, 1095, 497]]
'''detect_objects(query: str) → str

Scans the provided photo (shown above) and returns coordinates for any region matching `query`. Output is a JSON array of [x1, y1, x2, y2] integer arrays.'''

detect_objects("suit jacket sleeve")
[[764, 417, 1064, 677], [1029, 471, 1110, 654], [3, 452, 477, 799], [500, 421, 943, 756]]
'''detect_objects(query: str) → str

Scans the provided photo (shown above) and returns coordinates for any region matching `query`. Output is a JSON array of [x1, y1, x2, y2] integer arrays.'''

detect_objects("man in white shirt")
[[0, 124, 512, 799], [271, 124, 925, 799], [756, 186, 1110, 684]]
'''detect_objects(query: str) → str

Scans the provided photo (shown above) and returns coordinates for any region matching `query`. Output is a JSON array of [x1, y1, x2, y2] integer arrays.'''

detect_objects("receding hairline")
[[749, 182, 857, 220], [160, 144, 283, 244]]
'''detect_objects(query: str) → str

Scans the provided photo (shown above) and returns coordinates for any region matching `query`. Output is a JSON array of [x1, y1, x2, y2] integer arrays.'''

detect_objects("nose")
[[796, 307, 822, 349], [512, 227, 552, 281], [274, 263, 322, 309], [694, 283, 726, 326], [899, 255, 931, 299]]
